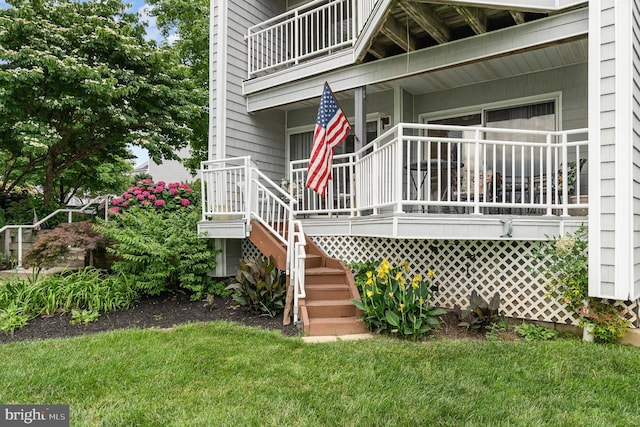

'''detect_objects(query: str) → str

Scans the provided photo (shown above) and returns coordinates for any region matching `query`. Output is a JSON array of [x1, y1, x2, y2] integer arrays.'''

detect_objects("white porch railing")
[[200, 157, 307, 324], [0, 195, 111, 268], [289, 124, 589, 217], [247, 0, 379, 78]]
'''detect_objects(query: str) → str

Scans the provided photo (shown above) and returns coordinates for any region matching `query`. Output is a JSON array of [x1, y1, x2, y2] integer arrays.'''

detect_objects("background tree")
[[147, 0, 209, 171], [0, 0, 207, 205]]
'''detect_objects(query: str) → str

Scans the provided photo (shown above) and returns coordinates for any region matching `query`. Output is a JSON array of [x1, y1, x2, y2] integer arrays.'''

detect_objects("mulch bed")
[[0, 294, 300, 344], [0, 294, 494, 344]]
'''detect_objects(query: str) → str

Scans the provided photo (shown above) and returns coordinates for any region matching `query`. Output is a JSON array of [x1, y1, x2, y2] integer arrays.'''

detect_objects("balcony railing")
[[247, 0, 379, 78], [289, 123, 589, 217]]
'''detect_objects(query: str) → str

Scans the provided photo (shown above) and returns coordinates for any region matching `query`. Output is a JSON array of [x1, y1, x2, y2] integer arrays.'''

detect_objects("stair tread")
[[305, 299, 355, 307], [306, 283, 349, 288], [305, 267, 345, 275], [308, 316, 362, 324]]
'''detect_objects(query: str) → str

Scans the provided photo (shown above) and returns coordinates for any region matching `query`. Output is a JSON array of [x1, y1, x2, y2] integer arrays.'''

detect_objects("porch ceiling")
[[369, 36, 587, 95], [278, 36, 587, 111]]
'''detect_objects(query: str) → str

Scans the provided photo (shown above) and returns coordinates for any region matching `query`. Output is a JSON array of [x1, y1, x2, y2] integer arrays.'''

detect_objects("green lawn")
[[1, 322, 639, 426]]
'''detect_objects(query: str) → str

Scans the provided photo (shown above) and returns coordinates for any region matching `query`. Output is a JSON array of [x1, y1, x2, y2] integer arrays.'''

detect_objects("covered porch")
[[200, 122, 588, 241]]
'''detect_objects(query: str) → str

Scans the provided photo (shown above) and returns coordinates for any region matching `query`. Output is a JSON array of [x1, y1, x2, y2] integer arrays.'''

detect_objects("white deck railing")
[[247, 0, 379, 78], [288, 124, 589, 217], [0, 195, 111, 268], [201, 157, 307, 324]]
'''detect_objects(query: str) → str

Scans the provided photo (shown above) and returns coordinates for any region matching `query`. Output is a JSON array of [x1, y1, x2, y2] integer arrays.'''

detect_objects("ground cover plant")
[[1, 323, 639, 426], [0, 268, 138, 332]]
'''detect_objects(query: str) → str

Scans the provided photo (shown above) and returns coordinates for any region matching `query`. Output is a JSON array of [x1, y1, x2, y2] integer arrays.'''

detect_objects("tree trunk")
[[43, 157, 57, 207]]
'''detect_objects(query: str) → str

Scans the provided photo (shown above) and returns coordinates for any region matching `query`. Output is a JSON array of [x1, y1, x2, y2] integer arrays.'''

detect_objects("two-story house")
[[198, 0, 640, 336]]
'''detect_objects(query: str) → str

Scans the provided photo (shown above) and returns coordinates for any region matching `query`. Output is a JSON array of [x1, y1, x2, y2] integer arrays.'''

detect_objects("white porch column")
[[354, 86, 366, 150]]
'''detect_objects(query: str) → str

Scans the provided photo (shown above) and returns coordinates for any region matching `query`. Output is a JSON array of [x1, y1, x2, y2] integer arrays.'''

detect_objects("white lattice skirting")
[[242, 237, 639, 326]]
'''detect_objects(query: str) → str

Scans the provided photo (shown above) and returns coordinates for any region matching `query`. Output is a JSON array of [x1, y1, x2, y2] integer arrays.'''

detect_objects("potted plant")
[[559, 159, 588, 215], [531, 225, 630, 343]]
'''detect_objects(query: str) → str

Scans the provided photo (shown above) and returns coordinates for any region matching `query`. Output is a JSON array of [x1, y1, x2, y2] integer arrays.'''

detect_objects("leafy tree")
[[147, 0, 209, 171], [0, 0, 207, 205]]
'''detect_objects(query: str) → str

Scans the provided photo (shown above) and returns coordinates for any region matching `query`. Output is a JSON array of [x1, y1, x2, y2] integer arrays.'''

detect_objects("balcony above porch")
[[245, 0, 587, 92]]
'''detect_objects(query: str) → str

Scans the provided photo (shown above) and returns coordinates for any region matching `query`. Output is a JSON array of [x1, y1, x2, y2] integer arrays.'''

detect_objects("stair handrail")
[[246, 163, 307, 325], [290, 219, 306, 325], [0, 195, 111, 268]]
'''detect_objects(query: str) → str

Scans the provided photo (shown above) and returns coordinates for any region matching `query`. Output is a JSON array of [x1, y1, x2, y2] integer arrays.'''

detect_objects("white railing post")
[[17, 227, 22, 268], [545, 133, 553, 216], [294, 9, 299, 65], [473, 129, 481, 215], [395, 125, 404, 213], [561, 135, 569, 217]]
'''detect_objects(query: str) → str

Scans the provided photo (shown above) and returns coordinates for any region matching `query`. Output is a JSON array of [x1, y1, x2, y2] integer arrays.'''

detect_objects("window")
[[288, 119, 380, 162], [424, 99, 558, 193]]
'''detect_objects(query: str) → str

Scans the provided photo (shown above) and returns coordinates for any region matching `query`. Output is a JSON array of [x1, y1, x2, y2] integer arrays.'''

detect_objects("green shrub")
[[578, 299, 630, 344], [531, 225, 588, 313], [514, 323, 559, 341], [226, 256, 287, 318], [95, 207, 221, 300], [352, 259, 445, 340]]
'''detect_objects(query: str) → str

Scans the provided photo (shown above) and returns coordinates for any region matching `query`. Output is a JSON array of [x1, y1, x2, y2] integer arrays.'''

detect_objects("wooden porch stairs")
[[248, 221, 367, 336]]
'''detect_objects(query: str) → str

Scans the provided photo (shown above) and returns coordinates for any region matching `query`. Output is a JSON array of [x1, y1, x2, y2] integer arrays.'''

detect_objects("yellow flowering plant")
[[351, 259, 445, 339]]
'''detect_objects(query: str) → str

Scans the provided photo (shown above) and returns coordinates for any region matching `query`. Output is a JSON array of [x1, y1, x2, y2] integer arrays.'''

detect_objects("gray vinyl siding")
[[598, 0, 617, 296], [633, 0, 640, 299], [413, 64, 588, 131], [218, 1, 286, 180]]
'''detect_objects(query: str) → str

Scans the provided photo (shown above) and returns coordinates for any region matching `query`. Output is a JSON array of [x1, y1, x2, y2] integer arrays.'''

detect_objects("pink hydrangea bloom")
[[169, 188, 178, 195], [123, 193, 133, 199], [168, 182, 179, 189], [137, 194, 145, 200], [157, 181, 166, 187], [155, 186, 165, 193], [180, 199, 191, 206], [133, 189, 142, 195], [148, 194, 156, 200], [142, 191, 150, 197], [155, 199, 166, 207], [141, 200, 151, 207], [109, 206, 120, 214], [111, 198, 122, 206]]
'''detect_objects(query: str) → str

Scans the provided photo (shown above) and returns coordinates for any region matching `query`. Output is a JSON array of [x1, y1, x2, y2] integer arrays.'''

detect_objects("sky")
[[0, 0, 171, 165]]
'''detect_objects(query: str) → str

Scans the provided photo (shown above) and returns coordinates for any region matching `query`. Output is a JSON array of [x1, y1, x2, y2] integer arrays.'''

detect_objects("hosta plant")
[[226, 256, 287, 318], [514, 323, 559, 341], [352, 259, 446, 340]]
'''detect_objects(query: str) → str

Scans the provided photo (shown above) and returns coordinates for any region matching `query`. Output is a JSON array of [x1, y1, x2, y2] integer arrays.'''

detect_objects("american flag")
[[305, 83, 351, 197]]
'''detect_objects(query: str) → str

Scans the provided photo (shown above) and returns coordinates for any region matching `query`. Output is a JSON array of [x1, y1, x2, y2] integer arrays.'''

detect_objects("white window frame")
[[418, 92, 563, 131]]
